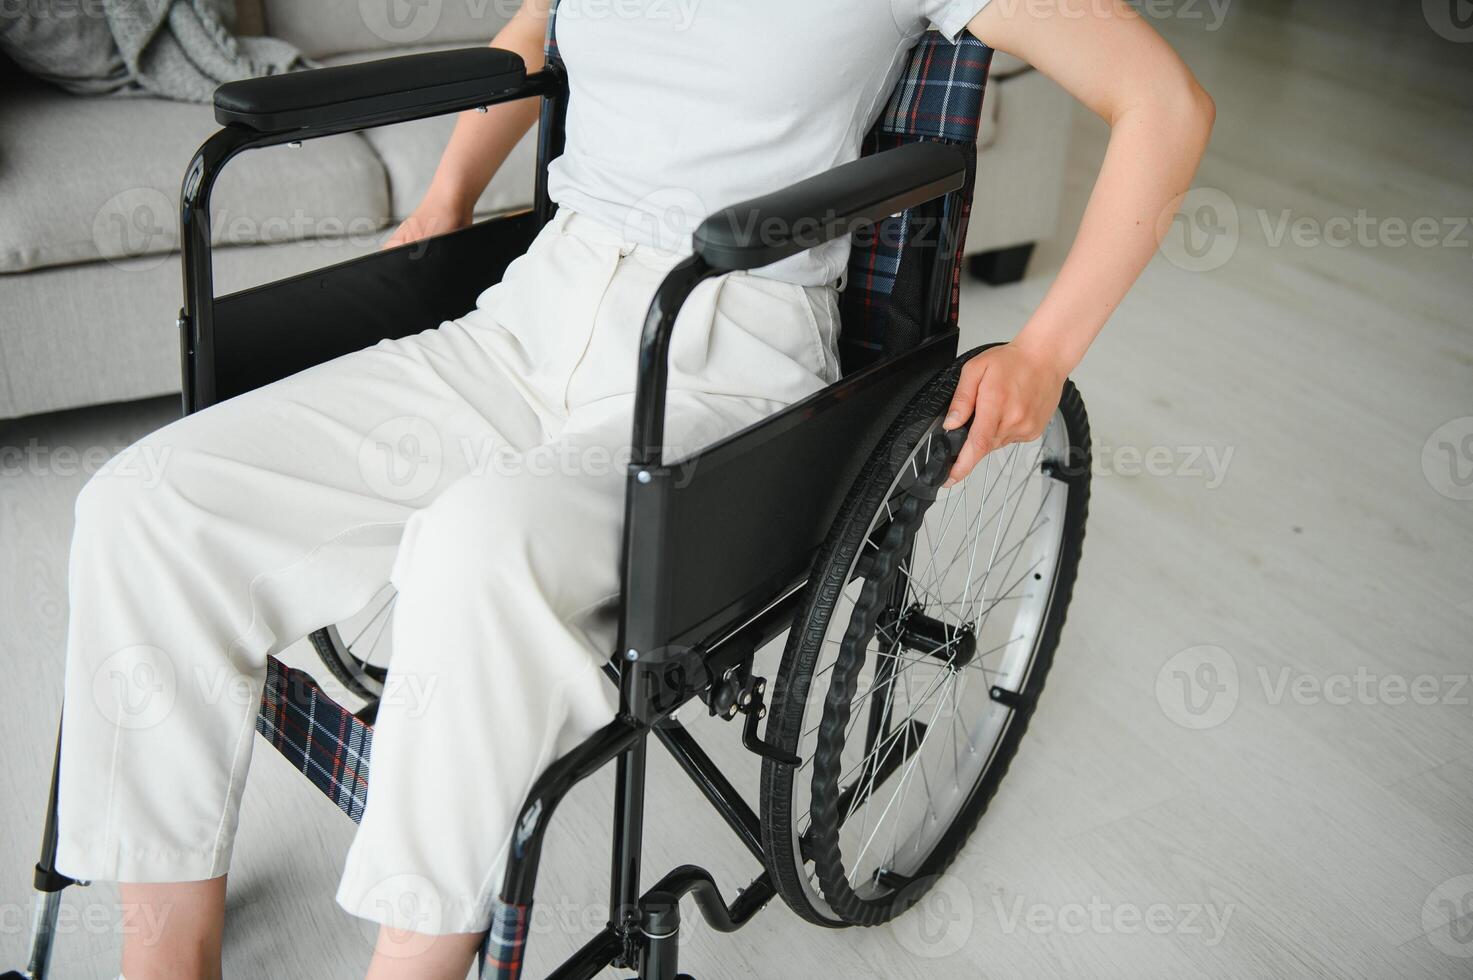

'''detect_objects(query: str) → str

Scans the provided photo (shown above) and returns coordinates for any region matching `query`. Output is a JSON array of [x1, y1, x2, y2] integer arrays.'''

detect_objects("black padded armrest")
[[214, 47, 526, 134], [692, 141, 967, 272]]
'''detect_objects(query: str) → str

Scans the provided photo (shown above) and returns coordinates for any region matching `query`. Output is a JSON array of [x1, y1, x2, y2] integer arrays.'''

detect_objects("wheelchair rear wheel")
[[309, 584, 396, 701], [760, 349, 1091, 927]]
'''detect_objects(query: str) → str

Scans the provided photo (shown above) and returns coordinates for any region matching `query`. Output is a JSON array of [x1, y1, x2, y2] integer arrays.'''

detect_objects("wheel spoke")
[[346, 588, 396, 652]]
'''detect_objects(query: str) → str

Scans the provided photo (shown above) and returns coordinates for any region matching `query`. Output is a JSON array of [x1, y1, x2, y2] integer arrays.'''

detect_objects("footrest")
[[256, 656, 373, 823]]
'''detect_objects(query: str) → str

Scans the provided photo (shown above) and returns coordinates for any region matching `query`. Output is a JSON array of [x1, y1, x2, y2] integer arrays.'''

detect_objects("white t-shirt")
[[545, 0, 992, 286]]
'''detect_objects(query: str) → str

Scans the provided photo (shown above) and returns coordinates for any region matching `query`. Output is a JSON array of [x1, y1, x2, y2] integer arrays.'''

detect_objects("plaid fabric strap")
[[876, 33, 993, 142], [480, 900, 533, 980], [256, 656, 373, 823], [842, 34, 993, 366]]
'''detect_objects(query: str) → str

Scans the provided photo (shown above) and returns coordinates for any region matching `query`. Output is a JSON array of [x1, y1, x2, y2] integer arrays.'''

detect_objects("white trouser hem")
[[333, 856, 506, 936], [55, 841, 229, 885]]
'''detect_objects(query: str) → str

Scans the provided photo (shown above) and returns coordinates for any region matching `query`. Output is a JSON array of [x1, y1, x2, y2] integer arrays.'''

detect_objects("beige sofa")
[[0, 0, 1069, 420]]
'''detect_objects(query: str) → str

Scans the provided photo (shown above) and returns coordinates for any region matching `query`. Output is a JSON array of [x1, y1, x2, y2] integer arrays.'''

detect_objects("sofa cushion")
[[0, 234, 383, 419], [321, 47, 537, 221], [0, 75, 391, 275], [261, 0, 512, 59]]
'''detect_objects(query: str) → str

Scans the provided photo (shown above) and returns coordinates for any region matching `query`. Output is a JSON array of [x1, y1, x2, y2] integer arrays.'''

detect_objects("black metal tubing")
[[33, 720, 72, 894], [533, 58, 568, 228], [927, 187, 968, 330], [627, 255, 723, 468], [538, 869, 775, 980], [652, 724, 764, 863], [646, 866, 776, 934], [608, 735, 649, 937], [492, 709, 772, 978], [495, 582, 805, 977], [179, 68, 565, 413], [499, 718, 642, 906]]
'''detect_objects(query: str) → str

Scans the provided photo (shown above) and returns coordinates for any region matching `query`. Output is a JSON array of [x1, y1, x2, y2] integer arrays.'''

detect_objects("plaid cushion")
[[256, 656, 373, 823], [480, 900, 533, 980]]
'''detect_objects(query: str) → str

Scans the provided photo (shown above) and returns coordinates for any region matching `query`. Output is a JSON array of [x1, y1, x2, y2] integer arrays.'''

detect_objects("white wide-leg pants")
[[55, 209, 840, 934]]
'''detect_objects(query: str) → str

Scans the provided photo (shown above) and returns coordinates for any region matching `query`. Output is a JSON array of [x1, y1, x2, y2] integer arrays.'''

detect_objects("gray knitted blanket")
[[0, 0, 305, 102], [106, 0, 305, 100]]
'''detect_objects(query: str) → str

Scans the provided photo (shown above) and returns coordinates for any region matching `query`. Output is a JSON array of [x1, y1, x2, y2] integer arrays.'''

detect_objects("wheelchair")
[[11, 12, 1092, 980]]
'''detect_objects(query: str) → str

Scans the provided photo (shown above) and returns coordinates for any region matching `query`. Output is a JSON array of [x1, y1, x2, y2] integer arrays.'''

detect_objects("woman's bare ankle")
[[119, 878, 226, 980]]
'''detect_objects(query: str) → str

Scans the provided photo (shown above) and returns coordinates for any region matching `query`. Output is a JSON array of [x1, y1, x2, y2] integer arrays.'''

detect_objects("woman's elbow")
[[1189, 78, 1217, 133], [1145, 74, 1216, 148], [1170, 70, 1216, 141], [1110, 69, 1214, 141]]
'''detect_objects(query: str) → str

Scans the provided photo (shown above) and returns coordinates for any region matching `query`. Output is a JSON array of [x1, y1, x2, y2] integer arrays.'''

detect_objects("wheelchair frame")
[[15, 46, 974, 980]]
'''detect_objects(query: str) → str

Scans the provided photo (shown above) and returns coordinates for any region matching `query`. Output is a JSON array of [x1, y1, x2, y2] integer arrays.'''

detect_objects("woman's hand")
[[382, 4, 550, 252], [382, 197, 473, 251], [937, 0, 1214, 482], [942, 342, 1068, 485]]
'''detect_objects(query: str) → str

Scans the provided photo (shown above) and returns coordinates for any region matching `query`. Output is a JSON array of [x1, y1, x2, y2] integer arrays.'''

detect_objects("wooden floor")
[[3, 1, 1471, 977]]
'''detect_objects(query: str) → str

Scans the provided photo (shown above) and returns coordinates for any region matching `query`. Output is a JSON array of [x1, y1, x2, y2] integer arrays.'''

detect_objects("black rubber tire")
[[308, 626, 387, 702], [759, 347, 1092, 927]]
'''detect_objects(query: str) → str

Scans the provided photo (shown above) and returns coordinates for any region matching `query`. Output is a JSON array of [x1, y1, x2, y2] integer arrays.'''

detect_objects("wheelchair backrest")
[[542, 7, 994, 373], [841, 34, 993, 370]]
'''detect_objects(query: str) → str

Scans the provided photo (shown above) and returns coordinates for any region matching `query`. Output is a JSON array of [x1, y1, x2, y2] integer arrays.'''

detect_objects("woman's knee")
[[73, 437, 184, 544], [395, 471, 620, 610]]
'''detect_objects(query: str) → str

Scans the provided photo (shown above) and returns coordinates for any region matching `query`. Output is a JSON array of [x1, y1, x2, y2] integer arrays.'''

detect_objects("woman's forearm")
[[421, 5, 550, 218], [944, 0, 1215, 480], [968, 0, 1215, 377], [1012, 87, 1215, 375]]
